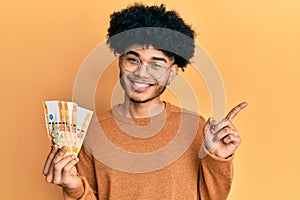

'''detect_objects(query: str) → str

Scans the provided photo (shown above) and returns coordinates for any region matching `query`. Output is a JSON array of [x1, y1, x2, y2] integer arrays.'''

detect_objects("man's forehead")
[[124, 46, 171, 62]]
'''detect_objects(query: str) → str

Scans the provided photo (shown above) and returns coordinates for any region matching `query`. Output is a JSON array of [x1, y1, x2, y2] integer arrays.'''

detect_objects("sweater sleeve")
[[63, 145, 99, 200], [199, 147, 233, 200], [197, 116, 234, 200]]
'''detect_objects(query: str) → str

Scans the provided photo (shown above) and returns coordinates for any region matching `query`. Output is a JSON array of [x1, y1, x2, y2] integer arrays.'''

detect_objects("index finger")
[[225, 102, 248, 121]]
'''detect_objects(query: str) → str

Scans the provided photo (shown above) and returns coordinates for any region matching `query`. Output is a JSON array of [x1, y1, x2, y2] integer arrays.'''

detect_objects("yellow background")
[[1, 0, 299, 199]]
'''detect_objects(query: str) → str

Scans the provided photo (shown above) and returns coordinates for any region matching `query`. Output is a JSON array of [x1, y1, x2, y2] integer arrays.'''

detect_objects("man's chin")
[[129, 93, 163, 104], [127, 92, 159, 103], [126, 86, 167, 104], [129, 96, 153, 104]]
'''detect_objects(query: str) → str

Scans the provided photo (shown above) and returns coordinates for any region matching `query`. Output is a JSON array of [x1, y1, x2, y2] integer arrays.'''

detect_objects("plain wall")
[[1, 0, 299, 199]]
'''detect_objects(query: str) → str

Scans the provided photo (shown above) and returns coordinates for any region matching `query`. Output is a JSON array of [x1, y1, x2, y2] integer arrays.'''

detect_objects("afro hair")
[[107, 3, 196, 70]]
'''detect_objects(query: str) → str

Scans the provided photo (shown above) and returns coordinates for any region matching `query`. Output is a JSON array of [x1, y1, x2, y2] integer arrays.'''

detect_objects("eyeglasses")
[[121, 53, 174, 79]]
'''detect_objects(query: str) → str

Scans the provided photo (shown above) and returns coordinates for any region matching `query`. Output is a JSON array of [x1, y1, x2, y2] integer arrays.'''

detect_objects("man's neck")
[[119, 97, 165, 118]]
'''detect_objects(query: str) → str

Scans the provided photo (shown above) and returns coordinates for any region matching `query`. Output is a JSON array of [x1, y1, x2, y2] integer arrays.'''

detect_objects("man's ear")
[[168, 64, 179, 84], [118, 56, 122, 66]]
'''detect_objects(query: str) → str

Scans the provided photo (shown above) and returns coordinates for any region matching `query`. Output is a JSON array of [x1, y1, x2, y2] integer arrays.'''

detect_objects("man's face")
[[119, 46, 178, 103]]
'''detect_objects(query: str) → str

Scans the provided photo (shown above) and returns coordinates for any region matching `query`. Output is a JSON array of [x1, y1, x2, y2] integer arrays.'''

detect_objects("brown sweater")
[[64, 102, 233, 200]]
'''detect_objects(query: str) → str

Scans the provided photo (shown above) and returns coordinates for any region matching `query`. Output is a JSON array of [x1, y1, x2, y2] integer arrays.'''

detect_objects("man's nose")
[[133, 64, 151, 78]]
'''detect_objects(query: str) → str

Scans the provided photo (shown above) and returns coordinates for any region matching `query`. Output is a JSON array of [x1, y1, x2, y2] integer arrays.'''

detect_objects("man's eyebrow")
[[125, 51, 140, 57], [151, 57, 167, 63]]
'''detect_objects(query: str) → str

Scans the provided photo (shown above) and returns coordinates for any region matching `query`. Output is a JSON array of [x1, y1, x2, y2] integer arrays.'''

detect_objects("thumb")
[[204, 117, 217, 134]]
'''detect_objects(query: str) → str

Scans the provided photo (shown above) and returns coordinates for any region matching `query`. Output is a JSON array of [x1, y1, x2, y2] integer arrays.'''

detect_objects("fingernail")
[[210, 117, 216, 124], [242, 102, 248, 107], [46, 176, 51, 183], [60, 146, 67, 152]]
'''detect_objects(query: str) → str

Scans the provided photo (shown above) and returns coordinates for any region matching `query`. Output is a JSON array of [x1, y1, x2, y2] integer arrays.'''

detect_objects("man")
[[43, 4, 247, 200]]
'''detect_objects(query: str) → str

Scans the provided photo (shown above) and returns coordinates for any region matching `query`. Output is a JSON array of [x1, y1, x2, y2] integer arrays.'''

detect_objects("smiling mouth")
[[130, 80, 156, 92]]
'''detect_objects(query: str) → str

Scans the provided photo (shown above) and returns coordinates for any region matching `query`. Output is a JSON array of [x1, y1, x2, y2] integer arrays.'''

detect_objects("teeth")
[[133, 82, 150, 88]]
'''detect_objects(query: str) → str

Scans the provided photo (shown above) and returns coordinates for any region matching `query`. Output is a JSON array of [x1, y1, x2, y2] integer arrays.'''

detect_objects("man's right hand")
[[43, 144, 83, 190]]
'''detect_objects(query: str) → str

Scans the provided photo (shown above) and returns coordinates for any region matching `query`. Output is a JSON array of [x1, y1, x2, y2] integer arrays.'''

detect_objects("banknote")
[[42, 100, 93, 156]]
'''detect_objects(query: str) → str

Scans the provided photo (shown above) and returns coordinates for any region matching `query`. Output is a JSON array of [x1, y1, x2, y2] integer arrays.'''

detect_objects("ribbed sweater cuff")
[[199, 146, 234, 162]]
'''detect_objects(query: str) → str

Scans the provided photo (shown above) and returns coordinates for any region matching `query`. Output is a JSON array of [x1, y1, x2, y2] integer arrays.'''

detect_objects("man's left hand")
[[203, 102, 248, 159]]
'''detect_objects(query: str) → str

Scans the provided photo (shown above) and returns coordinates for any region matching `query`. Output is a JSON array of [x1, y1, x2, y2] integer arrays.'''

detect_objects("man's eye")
[[127, 57, 140, 64], [151, 63, 164, 69]]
